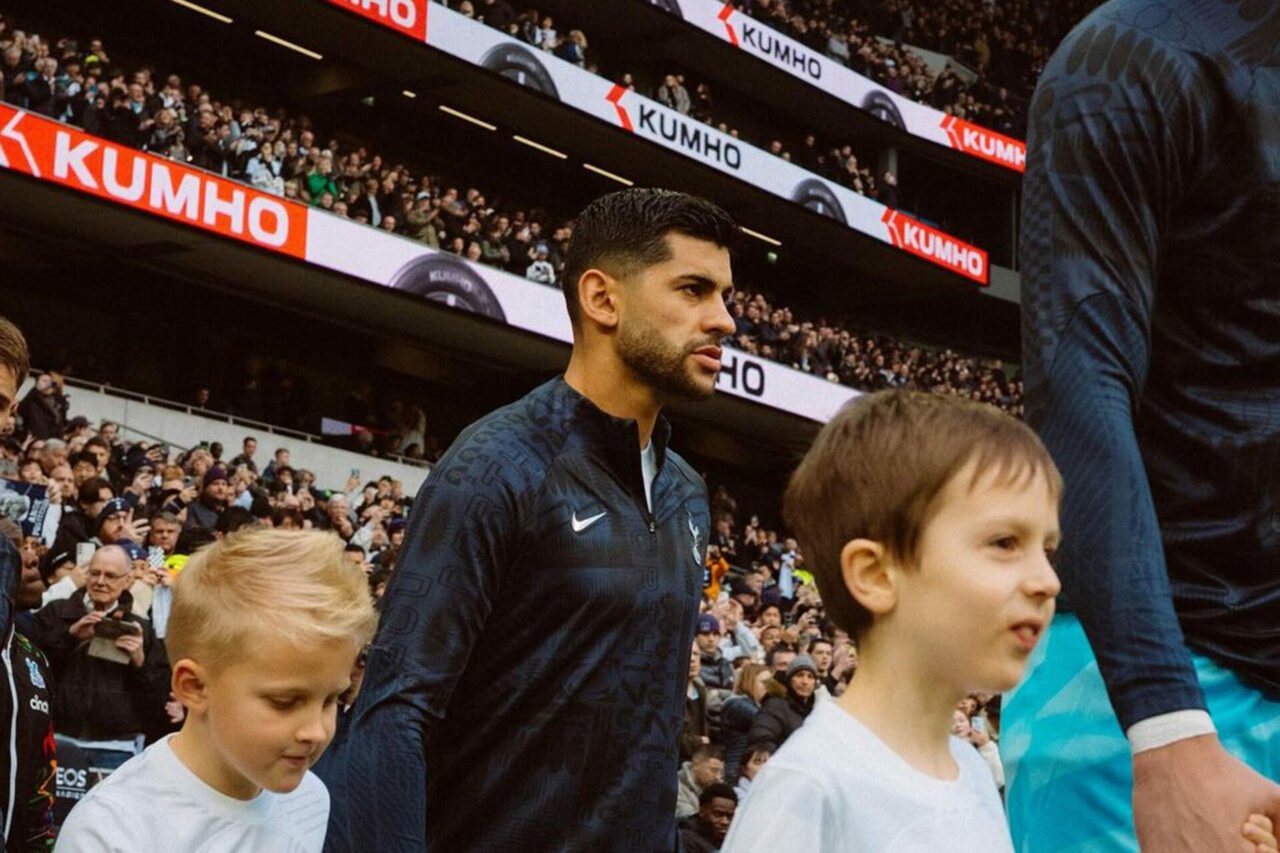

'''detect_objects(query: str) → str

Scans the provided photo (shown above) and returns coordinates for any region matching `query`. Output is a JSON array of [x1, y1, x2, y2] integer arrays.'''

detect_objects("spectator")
[[721, 662, 776, 784], [748, 654, 817, 750], [17, 372, 67, 441], [555, 30, 588, 67], [696, 613, 734, 690], [29, 545, 170, 769], [477, 0, 517, 30], [22, 56, 63, 117], [262, 447, 290, 482], [676, 743, 726, 820], [733, 743, 773, 803], [229, 436, 258, 474], [682, 642, 710, 761], [534, 15, 556, 50], [184, 465, 230, 534], [809, 636, 837, 695], [679, 783, 737, 853], [656, 74, 691, 115], [525, 245, 555, 284], [93, 497, 140, 548]]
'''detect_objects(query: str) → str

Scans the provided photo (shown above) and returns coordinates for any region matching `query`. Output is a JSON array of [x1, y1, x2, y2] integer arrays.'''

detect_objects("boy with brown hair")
[[725, 390, 1277, 851], [56, 528, 376, 852]]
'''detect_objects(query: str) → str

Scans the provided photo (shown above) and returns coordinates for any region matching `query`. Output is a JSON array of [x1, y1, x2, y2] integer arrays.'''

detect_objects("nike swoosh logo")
[[571, 511, 607, 533]]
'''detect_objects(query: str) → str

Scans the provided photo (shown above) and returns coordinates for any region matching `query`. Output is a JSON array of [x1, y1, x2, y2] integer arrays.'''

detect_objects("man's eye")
[[269, 697, 298, 710], [991, 537, 1018, 551]]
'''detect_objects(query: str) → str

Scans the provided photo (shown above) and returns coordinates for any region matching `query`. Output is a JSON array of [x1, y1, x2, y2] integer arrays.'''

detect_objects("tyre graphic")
[[480, 43, 560, 99], [648, 0, 683, 14], [860, 89, 906, 129], [791, 179, 846, 224], [389, 254, 507, 322]]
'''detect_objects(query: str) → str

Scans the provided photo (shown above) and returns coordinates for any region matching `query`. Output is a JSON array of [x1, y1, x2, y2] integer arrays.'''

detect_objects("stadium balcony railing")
[[18, 375, 432, 495]]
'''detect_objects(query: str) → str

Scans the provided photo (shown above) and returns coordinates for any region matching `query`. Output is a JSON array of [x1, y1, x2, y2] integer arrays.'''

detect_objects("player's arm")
[[337, 432, 520, 852], [1023, 19, 1280, 848], [1020, 19, 1209, 740]]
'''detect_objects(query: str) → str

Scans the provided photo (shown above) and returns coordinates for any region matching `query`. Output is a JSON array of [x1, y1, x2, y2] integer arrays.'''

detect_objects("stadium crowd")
[[0, 10, 1024, 424], [1, 382, 1005, 848], [442, 0, 889, 199], [440, 0, 1088, 141], [727, 0, 1103, 139]]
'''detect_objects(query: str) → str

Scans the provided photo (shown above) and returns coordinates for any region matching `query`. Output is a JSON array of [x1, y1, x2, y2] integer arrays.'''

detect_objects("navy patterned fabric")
[[1021, 0, 1280, 730], [318, 377, 708, 852]]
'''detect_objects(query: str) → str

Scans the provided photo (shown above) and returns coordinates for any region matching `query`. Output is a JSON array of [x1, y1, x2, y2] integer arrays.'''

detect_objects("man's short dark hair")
[[215, 506, 256, 535], [69, 451, 97, 468], [699, 783, 737, 806], [0, 315, 30, 386], [690, 743, 725, 765], [84, 435, 109, 453], [78, 476, 112, 506], [561, 188, 739, 327]]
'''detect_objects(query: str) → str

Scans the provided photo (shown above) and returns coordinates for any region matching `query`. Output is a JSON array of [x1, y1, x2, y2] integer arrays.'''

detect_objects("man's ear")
[[171, 659, 210, 713], [839, 539, 898, 617], [576, 269, 621, 331]]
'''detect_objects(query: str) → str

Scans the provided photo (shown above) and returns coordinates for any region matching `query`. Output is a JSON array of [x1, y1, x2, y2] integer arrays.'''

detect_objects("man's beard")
[[618, 319, 717, 403]]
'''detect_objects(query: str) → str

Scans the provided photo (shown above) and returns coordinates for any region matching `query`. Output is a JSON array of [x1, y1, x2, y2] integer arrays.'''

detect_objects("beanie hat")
[[96, 497, 130, 530], [786, 654, 818, 682]]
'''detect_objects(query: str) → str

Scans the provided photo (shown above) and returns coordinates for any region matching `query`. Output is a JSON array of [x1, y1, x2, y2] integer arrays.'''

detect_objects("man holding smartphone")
[[29, 545, 170, 771]]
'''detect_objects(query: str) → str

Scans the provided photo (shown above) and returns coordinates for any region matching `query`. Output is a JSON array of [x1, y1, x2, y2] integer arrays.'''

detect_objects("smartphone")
[[972, 717, 987, 733], [351, 468, 360, 478], [92, 618, 141, 641], [148, 546, 165, 569], [76, 542, 97, 565]]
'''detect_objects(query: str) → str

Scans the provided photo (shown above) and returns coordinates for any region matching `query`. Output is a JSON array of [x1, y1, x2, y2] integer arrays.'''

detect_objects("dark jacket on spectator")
[[184, 498, 221, 534], [16, 388, 66, 442], [22, 72, 62, 118], [681, 676, 709, 761], [719, 694, 760, 784], [748, 691, 813, 751], [479, 0, 517, 30], [29, 590, 170, 742], [699, 648, 734, 690], [678, 815, 721, 853]]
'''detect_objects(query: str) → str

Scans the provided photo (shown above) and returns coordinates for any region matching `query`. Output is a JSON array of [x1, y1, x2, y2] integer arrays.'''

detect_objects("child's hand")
[[1244, 814, 1277, 852]]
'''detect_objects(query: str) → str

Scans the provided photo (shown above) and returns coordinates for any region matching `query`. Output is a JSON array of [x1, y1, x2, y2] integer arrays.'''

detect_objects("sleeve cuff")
[[1126, 710, 1216, 754]]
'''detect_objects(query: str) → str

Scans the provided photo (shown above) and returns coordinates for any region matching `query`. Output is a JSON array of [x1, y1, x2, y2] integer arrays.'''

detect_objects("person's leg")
[[1002, 614, 1137, 852]]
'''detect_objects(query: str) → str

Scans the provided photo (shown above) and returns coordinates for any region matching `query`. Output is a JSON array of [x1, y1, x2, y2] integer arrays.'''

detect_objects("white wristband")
[[1126, 710, 1216, 754]]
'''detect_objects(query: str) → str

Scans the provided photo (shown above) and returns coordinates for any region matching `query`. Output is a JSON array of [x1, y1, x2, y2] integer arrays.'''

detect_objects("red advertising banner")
[[880, 209, 987, 284], [940, 116, 1026, 172], [325, 0, 428, 41], [0, 105, 309, 258]]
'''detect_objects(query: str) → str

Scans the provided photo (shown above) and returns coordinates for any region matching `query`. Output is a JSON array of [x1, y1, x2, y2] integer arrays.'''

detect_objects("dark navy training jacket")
[[1022, 0, 1280, 730], [319, 377, 708, 852]]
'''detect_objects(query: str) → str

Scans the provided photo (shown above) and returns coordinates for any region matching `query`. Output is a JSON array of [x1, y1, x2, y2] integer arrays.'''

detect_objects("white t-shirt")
[[722, 701, 1013, 853], [641, 442, 658, 511], [55, 735, 330, 852]]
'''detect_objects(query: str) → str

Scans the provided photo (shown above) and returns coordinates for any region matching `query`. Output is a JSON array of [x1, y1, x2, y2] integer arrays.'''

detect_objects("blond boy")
[[55, 529, 376, 852]]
